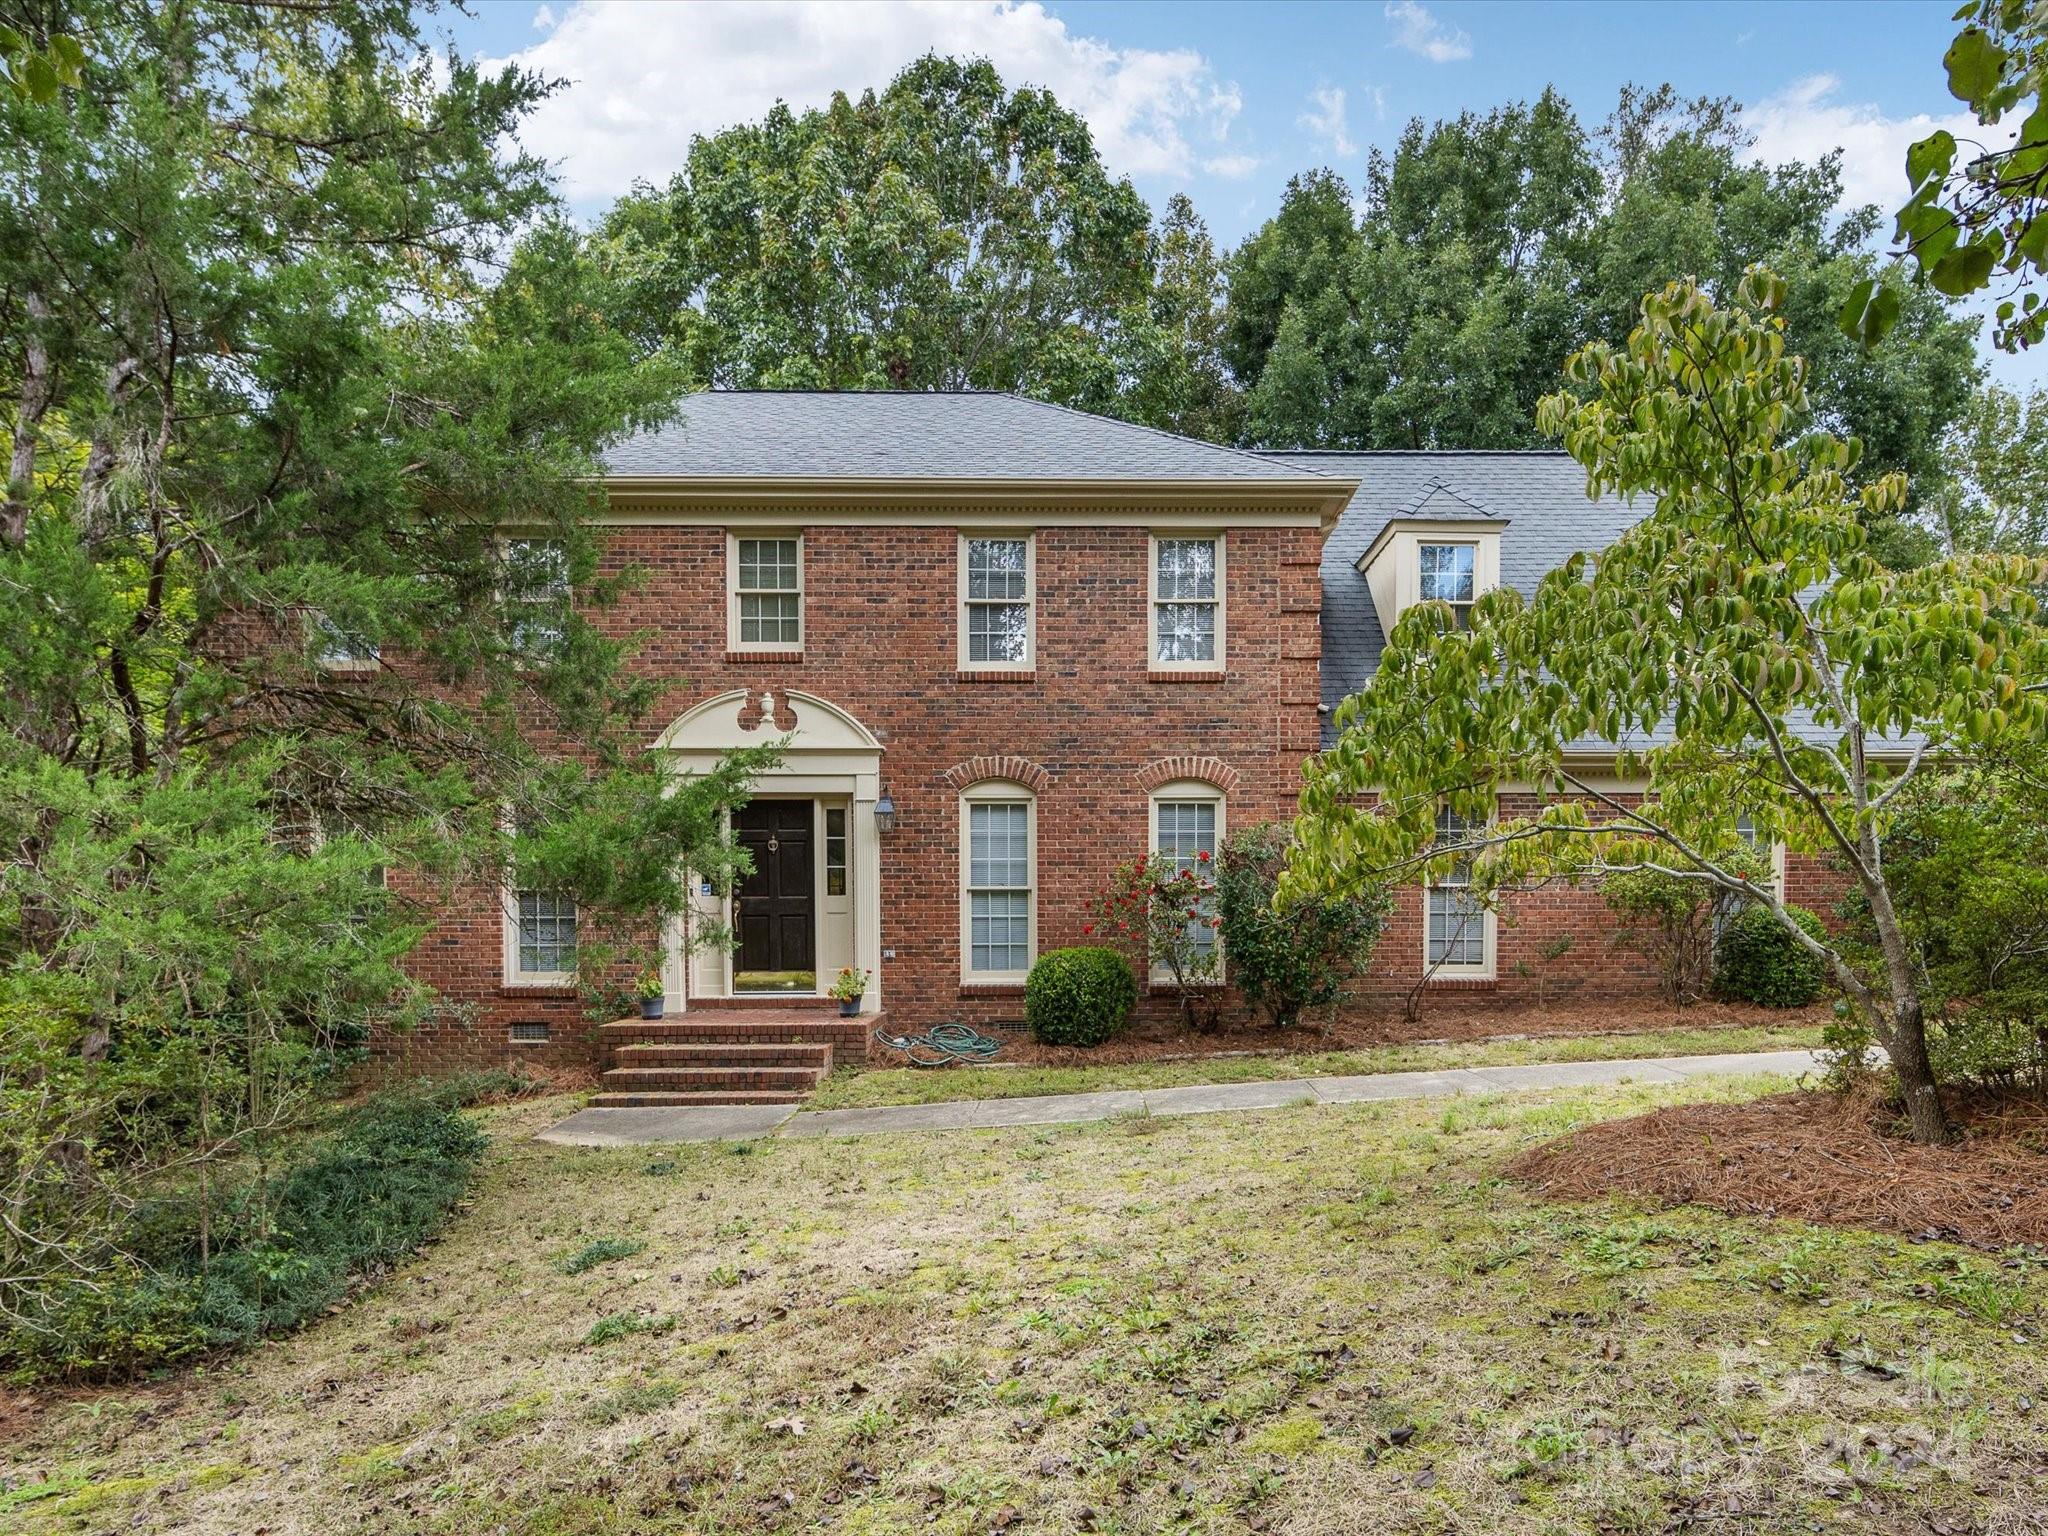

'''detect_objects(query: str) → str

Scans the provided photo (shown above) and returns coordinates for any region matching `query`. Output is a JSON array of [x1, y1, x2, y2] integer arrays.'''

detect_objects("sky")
[[422, 0, 2040, 388]]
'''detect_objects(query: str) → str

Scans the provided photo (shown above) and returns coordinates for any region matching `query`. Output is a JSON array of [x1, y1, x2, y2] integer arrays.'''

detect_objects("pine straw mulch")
[[1509, 1082, 2048, 1250]]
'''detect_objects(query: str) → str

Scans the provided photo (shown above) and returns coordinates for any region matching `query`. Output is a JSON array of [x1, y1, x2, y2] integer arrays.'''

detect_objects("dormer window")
[[1418, 543, 1477, 627]]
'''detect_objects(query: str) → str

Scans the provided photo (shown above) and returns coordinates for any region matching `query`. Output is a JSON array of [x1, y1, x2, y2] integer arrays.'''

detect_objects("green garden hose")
[[872, 1021, 1004, 1067]]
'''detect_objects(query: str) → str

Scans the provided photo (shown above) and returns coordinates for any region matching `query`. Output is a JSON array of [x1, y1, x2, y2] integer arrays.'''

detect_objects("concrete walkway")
[[535, 1046, 1824, 1147]]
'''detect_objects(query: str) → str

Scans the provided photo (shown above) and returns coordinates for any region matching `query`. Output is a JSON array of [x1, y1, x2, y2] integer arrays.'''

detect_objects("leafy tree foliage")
[[1227, 87, 1982, 559], [597, 56, 1238, 438], [1924, 383, 2048, 554], [1285, 274, 2048, 1145], [0, 1, 760, 1368], [1850, 758, 2048, 1092], [1852, 0, 2048, 352]]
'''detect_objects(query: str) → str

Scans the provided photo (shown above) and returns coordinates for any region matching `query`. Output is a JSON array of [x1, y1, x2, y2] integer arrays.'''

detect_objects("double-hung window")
[[504, 539, 571, 658], [1153, 786, 1223, 965], [1151, 535, 1224, 670], [1426, 806, 1489, 973], [1418, 542, 1477, 627], [730, 535, 802, 651], [961, 787, 1034, 980], [505, 811, 577, 986], [959, 535, 1034, 669]]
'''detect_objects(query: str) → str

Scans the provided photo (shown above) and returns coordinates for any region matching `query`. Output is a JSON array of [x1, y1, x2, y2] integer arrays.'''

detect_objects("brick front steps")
[[592, 1006, 880, 1107]]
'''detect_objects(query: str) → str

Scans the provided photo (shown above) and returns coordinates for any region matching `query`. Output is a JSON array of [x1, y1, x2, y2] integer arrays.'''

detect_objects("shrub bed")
[[2, 1080, 492, 1382]]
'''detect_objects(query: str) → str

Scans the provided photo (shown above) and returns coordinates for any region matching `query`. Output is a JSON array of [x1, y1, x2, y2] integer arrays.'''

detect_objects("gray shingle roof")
[[604, 391, 1331, 483], [1258, 451, 1647, 737]]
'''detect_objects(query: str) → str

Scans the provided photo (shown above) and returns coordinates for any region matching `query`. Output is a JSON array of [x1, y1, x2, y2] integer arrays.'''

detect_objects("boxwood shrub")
[[1025, 946, 1139, 1047], [1713, 902, 1829, 1007]]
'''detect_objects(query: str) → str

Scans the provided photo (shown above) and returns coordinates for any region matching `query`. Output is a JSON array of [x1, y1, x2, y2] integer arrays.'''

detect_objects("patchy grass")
[[556, 1236, 647, 1275], [8, 1077, 2043, 1535], [817, 1021, 1824, 1109]]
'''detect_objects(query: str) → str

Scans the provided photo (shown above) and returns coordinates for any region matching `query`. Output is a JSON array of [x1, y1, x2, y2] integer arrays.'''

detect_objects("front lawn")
[[819, 1020, 1824, 1110], [9, 1073, 2041, 1535]]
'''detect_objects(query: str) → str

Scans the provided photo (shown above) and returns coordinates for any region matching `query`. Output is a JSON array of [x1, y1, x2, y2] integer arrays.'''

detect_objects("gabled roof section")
[[603, 390, 1336, 486], [1256, 449, 1647, 741], [1393, 476, 1507, 522]]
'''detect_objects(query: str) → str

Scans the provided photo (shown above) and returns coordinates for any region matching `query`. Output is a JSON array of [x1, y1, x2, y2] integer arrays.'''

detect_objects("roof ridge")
[[1256, 447, 1574, 458], [1395, 478, 1502, 521], [1000, 393, 1339, 478]]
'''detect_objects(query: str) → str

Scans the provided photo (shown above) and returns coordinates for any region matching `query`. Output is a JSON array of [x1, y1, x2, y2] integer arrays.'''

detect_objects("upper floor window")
[[1418, 543, 1476, 625], [1151, 535, 1224, 670], [1426, 806, 1490, 974], [730, 534, 802, 651], [961, 784, 1035, 980], [959, 535, 1033, 670], [504, 539, 570, 657]]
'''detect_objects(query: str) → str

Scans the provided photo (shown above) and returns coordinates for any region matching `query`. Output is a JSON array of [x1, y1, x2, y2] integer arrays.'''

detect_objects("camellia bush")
[[1286, 272, 2048, 1144], [1215, 825, 1389, 1028], [1085, 853, 1221, 1030]]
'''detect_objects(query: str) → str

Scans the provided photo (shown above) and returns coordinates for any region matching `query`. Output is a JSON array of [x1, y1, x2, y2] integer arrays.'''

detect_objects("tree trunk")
[[1887, 995, 1949, 1145]]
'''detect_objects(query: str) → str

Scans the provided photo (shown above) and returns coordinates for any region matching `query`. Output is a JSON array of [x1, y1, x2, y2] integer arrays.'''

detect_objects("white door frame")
[[652, 689, 884, 1013]]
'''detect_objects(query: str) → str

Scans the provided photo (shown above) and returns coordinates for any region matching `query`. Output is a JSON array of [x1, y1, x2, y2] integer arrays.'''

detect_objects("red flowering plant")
[[1085, 849, 1222, 1030]]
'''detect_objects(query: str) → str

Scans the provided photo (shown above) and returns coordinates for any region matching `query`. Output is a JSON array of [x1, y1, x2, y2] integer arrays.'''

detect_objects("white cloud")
[[1744, 73, 1987, 216], [492, 0, 1246, 206], [1298, 85, 1355, 157], [1203, 153, 1261, 179], [532, 4, 556, 30], [1384, 1, 1471, 63]]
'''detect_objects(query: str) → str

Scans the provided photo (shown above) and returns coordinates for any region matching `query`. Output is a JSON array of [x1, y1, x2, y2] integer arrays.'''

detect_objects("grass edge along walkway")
[[537, 1046, 1826, 1146]]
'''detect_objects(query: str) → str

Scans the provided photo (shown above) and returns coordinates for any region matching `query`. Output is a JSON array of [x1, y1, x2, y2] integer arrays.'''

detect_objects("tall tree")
[[597, 55, 1233, 437], [1925, 383, 2048, 554], [1285, 274, 2048, 1145], [0, 1, 759, 1354], [1228, 86, 1983, 558]]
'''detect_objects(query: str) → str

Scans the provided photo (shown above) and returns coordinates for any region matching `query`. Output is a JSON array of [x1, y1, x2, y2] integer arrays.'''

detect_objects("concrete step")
[[611, 1041, 834, 1070], [588, 1089, 810, 1108], [601, 1065, 823, 1093]]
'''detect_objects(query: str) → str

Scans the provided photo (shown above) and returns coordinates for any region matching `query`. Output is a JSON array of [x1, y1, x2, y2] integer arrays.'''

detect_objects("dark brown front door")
[[733, 800, 814, 981]]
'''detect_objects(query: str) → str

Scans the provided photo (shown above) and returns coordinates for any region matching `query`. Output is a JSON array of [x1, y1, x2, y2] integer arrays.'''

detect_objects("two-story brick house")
[[394, 392, 1353, 1096], [391, 392, 1835, 1098]]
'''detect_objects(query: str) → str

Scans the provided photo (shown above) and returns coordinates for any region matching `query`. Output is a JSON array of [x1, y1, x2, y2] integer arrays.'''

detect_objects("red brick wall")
[[386, 516, 1325, 1067], [380, 516, 1855, 1068]]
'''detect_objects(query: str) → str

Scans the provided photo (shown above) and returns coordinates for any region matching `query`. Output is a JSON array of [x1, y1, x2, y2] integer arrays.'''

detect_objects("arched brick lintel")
[[1135, 755, 1240, 795], [940, 755, 1055, 795]]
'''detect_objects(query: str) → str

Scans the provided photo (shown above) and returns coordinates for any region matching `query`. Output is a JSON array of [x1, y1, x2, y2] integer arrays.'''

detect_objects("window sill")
[[1147, 669, 1225, 684], [1147, 981, 1227, 996], [954, 669, 1036, 683], [958, 982, 1027, 997], [1423, 975, 1497, 990], [499, 981, 578, 997], [725, 649, 804, 664]]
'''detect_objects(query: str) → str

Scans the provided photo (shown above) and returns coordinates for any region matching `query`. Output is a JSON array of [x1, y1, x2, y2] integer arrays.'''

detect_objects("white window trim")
[[726, 531, 804, 653], [1148, 780, 1225, 982], [1147, 532, 1226, 672], [501, 885, 578, 988], [959, 780, 1037, 984], [499, 535, 572, 660], [1424, 805, 1495, 980], [1416, 539, 1479, 627], [956, 532, 1036, 671]]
